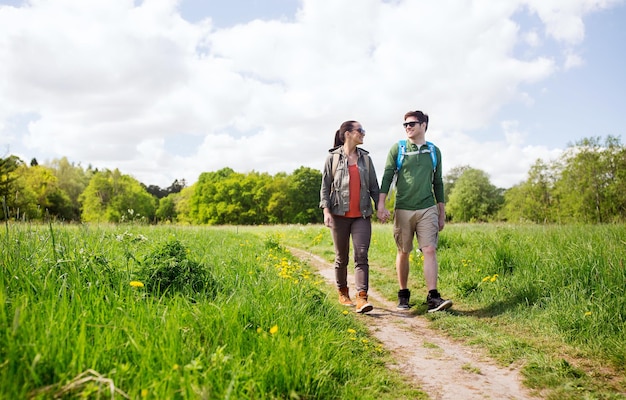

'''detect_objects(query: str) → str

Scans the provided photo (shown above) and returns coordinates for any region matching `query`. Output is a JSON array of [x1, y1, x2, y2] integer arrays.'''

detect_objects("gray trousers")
[[330, 215, 371, 293]]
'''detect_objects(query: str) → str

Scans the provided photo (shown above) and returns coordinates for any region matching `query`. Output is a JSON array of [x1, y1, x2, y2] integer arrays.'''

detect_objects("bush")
[[137, 239, 217, 297]]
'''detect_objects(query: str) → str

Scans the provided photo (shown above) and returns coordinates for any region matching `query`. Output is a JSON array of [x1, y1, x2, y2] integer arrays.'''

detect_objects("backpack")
[[395, 140, 437, 172]]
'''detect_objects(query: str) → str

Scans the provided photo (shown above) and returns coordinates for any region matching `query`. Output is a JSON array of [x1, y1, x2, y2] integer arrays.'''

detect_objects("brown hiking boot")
[[338, 287, 354, 307], [355, 291, 373, 314]]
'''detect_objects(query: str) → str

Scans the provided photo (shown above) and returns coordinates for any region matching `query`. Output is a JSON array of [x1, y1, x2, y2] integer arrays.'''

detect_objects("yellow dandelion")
[[361, 339, 369, 344], [490, 275, 498, 282], [130, 281, 144, 288], [257, 327, 263, 334], [141, 389, 149, 397], [342, 310, 349, 315], [269, 325, 279, 335], [347, 328, 357, 334], [482, 276, 490, 282], [172, 364, 180, 370], [350, 337, 356, 341], [584, 311, 592, 317]]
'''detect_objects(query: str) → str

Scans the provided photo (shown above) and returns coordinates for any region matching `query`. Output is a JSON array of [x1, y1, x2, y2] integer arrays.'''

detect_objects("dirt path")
[[289, 247, 537, 400]]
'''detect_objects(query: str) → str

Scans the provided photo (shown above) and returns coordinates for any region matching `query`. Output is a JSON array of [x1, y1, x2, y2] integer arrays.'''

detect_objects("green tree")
[[48, 157, 91, 220], [156, 194, 177, 222], [0, 155, 23, 219], [287, 167, 323, 224], [447, 168, 503, 222], [604, 142, 626, 220], [443, 165, 471, 204], [79, 169, 156, 223], [190, 168, 272, 225], [553, 136, 624, 223], [18, 164, 74, 220], [266, 173, 290, 224], [174, 185, 195, 224], [189, 167, 322, 225], [500, 159, 557, 223]]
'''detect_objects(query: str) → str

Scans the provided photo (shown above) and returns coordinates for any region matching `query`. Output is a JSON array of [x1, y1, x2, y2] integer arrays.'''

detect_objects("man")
[[377, 110, 452, 312]]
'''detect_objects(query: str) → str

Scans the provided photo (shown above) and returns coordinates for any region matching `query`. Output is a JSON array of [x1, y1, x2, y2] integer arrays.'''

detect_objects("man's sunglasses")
[[403, 121, 422, 128]]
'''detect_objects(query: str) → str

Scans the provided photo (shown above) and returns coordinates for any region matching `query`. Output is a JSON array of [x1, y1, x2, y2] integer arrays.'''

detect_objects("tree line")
[[0, 156, 322, 224], [1, 136, 624, 224]]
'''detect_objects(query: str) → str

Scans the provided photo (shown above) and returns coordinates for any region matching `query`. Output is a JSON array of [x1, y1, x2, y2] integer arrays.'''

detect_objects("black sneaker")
[[427, 294, 453, 313], [397, 289, 411, 310]]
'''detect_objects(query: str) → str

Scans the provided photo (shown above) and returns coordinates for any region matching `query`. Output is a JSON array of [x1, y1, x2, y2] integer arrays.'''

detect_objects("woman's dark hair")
[[334, 120, 356, 147]]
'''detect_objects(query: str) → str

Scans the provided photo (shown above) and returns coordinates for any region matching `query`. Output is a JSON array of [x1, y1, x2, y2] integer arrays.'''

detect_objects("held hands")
[[377, 207, 391, 223]]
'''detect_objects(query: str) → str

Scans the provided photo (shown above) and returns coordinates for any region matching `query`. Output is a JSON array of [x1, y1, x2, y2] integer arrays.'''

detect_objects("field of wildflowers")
[[256, 223, 626, 399], [2, 222, 625, 398], [0, 223, 423, 399]]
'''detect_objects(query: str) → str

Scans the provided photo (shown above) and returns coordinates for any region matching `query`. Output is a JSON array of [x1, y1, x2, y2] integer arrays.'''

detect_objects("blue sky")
[[501, 6, 626, 148], [1, 0, 625, 188]]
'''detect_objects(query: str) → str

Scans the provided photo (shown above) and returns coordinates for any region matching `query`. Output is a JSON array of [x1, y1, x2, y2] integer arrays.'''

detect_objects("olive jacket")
[[319, 146, 380, 217]]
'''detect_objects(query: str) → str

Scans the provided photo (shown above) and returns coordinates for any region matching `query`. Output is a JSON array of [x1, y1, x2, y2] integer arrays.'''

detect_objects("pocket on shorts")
[[393, 225, 402, 248]]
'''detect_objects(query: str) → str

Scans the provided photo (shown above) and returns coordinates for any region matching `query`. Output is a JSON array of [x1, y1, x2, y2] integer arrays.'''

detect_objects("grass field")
[[0, 223, 423, 399], [254, 223, 626, 399], [2, 222, 625, 399]]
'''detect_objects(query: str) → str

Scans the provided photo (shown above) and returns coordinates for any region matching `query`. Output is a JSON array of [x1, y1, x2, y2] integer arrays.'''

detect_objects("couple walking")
[[319, 110, 453, 314]]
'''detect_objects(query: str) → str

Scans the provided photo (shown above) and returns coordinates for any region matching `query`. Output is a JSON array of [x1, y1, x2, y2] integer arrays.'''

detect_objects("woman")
[[319, 120, 380, 313]]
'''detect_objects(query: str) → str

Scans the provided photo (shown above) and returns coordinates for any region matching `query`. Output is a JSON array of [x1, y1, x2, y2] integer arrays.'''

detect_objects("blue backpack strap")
[[426, 141, 437, 171], [396, 140, 407, 171], [397, 140, 437, 172]]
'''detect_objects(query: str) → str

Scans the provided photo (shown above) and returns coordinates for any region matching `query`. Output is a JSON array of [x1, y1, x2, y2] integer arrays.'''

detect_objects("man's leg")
[[396, 250, 410, 289], [393, 209, 415, 309], [422, 245, 438, 291], [416, 206, 452, 312]]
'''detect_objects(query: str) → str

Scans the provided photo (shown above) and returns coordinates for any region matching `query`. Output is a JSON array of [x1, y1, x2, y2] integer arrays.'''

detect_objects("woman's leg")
[[352, 217, 371, 293], [331, 216, 352, 289]]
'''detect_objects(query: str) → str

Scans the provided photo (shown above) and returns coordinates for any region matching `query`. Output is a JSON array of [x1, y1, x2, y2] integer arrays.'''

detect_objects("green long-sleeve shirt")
[[380, 141, 445, 210]]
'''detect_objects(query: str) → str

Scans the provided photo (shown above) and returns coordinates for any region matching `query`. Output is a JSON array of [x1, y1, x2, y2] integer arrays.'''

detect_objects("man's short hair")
[[404, 110, 429, 131]]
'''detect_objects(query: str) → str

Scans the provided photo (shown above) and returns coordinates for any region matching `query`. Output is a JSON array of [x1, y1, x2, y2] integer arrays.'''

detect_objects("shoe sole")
[[357, 304, 373, 313], [427, 299, 453, 313], [396, 305, 410, 310]]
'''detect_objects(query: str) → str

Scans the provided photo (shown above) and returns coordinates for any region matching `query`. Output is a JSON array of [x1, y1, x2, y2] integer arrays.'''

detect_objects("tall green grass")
[[259, 223, 626, 399], [0, 223, 423, 399]]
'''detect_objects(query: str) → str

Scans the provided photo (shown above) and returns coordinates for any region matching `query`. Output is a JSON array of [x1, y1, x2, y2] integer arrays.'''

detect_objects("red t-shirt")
[[344, 164, 362, 218]]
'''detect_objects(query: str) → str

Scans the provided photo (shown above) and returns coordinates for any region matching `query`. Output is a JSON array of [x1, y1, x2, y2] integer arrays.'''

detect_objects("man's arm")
[[437, 202, 445, 231], [377, 193, 390, 223]]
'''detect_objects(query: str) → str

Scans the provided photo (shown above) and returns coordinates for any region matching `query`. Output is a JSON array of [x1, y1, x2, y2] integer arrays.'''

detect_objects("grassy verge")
[[251, 223, 626, 400], [0, 223, 424, 399]]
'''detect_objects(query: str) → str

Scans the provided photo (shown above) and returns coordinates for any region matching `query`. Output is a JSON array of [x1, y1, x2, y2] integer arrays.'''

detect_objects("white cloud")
[[563, 49, 584, 69], [0, 0, 617, 188], [523, 0, 622, 43], [438, 121, 563, 188], [523, 30, 542, 47]]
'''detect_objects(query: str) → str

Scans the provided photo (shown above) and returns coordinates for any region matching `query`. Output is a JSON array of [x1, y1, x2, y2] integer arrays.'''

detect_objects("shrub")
[[137, 239, 217, 297]]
